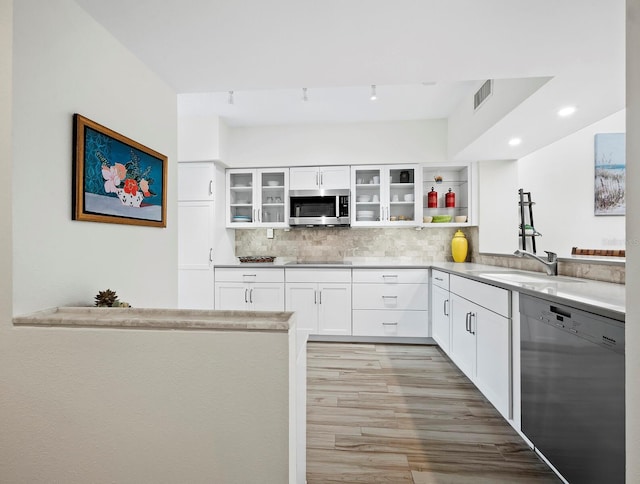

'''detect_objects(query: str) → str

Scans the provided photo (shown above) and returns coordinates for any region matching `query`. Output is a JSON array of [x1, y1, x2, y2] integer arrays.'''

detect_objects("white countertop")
[[217, 258, 625, 321]]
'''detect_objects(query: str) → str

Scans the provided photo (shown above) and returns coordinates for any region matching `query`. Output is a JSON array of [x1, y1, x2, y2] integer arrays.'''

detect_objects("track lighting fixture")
[[228, 90, 234, 105], [302, 87, 308, 102], [370, 84, 377, 101]]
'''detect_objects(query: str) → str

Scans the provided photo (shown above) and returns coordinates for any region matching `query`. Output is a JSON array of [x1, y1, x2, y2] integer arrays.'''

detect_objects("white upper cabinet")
[[422, 164, 471, 226], [226, 168, 289, 227], [351, 164, 421, 227], [289, 166, 350, 191], [178, 162, 215, 201]]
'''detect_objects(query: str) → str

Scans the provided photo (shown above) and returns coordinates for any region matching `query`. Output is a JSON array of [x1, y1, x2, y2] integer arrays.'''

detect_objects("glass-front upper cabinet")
[[226, 168, 289, 227], [351, 165, 421, 227]]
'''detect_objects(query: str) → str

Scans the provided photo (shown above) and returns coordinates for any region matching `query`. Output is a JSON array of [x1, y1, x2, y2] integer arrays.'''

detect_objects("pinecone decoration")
[[95, 289, 118, 307]]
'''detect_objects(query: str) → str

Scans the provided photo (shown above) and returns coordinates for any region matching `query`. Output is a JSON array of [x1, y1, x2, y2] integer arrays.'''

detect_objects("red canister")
[[445, 188, 455, 208], [428, 187, 438, 208]]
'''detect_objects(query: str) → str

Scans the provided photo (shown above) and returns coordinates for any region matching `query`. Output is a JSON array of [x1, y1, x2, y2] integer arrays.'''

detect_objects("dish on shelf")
[[432, 215, 452, 223], [266, 181, 279, 186], [232, 215, 251, 222], [357, 195, 371, 202], [454, 215, 467, 223], [235, 199, 249, 205], [423, 216, 433, 223], [356, 210, 374, 217], [358, 216, 375, 221]]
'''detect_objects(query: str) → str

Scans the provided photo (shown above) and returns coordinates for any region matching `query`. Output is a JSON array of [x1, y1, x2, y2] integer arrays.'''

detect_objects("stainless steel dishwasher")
[[520, 294, 625, 484]]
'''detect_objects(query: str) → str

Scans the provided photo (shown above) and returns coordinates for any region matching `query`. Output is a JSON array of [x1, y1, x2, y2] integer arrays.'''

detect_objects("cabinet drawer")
[[352, 283, 428, 311], [352, 268, 429, 284], [285, 268, 351, 283], [214, 267, 285, 283], [450, 275, 509, 317], [431, 269, 450, 290], [352, 310, 428, 337]]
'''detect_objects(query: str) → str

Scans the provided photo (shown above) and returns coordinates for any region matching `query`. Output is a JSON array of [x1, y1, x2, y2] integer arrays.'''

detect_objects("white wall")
[[12, 0, 178, 314], [0, 0, 12, 323], [515, 110, 626, 257], [626, 0, 640, 480], [226, 119, 447, 167], [448, 77, 550, 159]]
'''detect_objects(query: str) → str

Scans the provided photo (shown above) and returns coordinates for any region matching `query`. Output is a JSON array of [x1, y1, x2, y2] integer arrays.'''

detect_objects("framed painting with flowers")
[[73, 114, 167, 227]]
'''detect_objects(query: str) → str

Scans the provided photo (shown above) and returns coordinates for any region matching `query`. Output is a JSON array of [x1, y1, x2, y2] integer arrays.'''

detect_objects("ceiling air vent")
[[474, 79, 493, 111]]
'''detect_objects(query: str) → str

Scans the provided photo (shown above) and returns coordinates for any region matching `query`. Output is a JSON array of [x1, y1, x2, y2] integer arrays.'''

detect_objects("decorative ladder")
[[518, 188, 541, 253]]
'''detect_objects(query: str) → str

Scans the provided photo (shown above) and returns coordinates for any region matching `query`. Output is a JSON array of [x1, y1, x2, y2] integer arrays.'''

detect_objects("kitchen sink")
[[470, 270, 585, 285]]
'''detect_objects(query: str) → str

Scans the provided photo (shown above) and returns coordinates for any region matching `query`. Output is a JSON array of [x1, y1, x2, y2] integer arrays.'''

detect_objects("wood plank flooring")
[[306, 342, 560, 484]]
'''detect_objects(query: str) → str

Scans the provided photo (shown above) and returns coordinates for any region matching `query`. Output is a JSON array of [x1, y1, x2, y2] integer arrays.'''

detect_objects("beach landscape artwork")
[[73, 114, 167, 227], [594, 133, 625, 216]]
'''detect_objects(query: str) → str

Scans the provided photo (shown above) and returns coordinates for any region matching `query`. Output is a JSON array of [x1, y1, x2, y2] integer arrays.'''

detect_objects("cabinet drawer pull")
[[434, 276, 444, 281], [382, 322, 398, 326], [208, 180, 213, 196], [382, 274, 398, 279], [382, 295, 398, 298], [242, 274, 257, 278], [209, 248, 213, 263]]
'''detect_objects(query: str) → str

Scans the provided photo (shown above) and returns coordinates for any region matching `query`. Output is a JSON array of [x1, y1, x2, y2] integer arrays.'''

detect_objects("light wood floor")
[[306, 342, 560, 484]]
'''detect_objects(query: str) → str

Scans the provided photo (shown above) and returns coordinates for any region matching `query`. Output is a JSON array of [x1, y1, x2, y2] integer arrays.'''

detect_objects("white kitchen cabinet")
[[226, 168, 289, 227], [352, 268, 428, 337], [214, 268, 285, 311], [178, 162, 215, 201], [285, 268, 352, 335], [289, 165, 350, 191], [448, 274, 511, 418], [422, 164, 471, 225], [351, 165, 421, 226], [431, 269, 451, 352], [178, 201, 214, 308]]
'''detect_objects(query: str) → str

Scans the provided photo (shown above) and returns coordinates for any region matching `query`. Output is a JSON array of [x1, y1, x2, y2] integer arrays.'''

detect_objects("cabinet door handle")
[[314, 290, 317, 305], [318, 290, 322, 304], [320, 172, 324, 186], [465, 312, 470, 332], [258, 208, 261, 223], [469, 313, 476, 335], [209, 248, 213, 263], [249, 288, 253, 304], [443, 299, 449, 316], [315, 172, 319, 187], [244, 288, 248, 303], [208, 180, 213, 196]]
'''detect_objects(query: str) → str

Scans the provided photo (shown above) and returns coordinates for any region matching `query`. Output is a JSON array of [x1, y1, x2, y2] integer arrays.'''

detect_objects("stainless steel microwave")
[[289, 189, 350, 226]]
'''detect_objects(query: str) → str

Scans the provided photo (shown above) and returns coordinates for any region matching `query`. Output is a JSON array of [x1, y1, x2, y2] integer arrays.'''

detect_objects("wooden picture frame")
[[73, 114, 167, 227]]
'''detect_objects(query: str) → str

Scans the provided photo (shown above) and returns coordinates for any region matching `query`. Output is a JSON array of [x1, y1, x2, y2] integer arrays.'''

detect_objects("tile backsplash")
[[235, 226, 624, 284], [236, 226, 479, 263]]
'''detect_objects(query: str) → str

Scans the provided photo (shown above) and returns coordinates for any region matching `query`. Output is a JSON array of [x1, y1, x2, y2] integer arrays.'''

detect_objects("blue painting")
[[73, 114, 167, 227], [594, 133, 625, 216]]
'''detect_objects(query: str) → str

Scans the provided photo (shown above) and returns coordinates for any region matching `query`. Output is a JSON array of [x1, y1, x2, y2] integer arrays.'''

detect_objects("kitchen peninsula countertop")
[[13, 306, 296, 331], [218, 257, 625, 321]]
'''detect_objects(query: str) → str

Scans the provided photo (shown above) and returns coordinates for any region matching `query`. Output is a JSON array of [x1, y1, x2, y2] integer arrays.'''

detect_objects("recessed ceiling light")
[[508, 138, 522, 147], [558, 106, 577, 117]]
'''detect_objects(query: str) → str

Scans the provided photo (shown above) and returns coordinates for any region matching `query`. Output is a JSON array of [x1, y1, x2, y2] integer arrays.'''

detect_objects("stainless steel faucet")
[[513, 249, 558, 276]]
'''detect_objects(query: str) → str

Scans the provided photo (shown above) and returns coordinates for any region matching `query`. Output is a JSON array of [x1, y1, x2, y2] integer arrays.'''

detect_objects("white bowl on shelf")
[[266, 180, 279, 186], [455, 215, 467, 223], [404, 194, 414, 202], [357, 195, 371, 202], [357, 210, 375, 218]]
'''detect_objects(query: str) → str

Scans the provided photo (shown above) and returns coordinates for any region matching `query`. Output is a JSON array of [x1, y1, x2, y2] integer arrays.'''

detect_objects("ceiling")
[[73, 0, 625, 160]]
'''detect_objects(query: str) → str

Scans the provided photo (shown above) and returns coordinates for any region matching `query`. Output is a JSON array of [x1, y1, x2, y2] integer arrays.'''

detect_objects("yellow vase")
[[451, 230, 468, 263]]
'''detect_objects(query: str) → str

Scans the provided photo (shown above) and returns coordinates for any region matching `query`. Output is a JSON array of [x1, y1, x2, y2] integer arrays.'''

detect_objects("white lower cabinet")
[[214, 268, 285, 311], [352, 268, 429, 337], [448, 274, 511, 418], [431, 270, 451, 352], [285, 269, 352, 335]]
